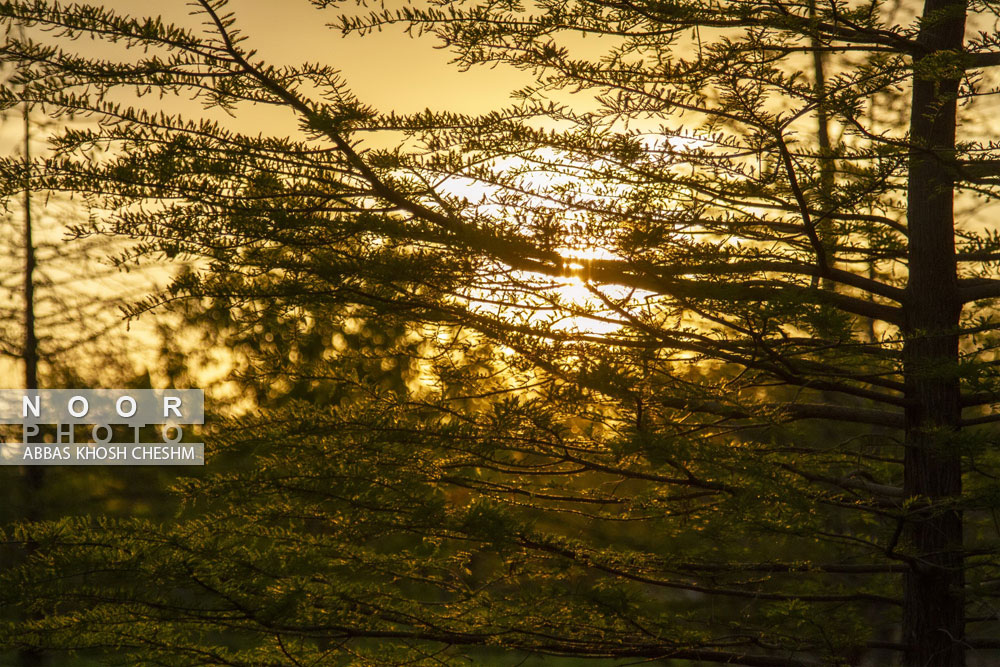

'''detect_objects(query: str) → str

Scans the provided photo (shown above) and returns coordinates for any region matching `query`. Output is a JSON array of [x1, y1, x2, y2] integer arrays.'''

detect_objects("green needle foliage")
[[3, 0, 1000, 664]]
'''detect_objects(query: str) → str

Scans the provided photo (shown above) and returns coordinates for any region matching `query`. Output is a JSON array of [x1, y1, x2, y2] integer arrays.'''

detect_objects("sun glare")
[[437, 168, 650, 335]]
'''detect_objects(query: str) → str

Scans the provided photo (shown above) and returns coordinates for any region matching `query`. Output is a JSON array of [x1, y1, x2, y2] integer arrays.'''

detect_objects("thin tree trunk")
[[23, 102, 37, 393], [903, 0, 967, 664], [19, 100, 44, 667], [809, 0, 834, 206], [809, 0, 835, 292], [20, 99, 42, 511]]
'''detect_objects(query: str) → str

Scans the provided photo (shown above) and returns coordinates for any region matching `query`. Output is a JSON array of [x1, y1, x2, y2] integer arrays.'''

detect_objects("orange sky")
[[106, 0, 527, 116]]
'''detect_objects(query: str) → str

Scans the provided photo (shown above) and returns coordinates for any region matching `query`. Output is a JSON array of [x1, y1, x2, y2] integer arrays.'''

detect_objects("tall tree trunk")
[[808, 0, 835, 291], [903, 0, 967, 664], [19, 100, 44, 667], [809, 0, 834, 207], [21, 98, 41, 498], [23, 102, 37, 393]]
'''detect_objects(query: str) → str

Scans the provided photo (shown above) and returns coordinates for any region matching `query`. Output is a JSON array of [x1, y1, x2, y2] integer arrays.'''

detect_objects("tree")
[[0, 51, 207, 667], [2, 0, 1000, 665], [0, 96, 152, 389]]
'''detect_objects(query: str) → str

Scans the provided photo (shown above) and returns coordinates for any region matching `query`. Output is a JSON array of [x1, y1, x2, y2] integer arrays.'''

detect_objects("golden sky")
[[111, 0, 527, 116], [0, 1, 534, 388]]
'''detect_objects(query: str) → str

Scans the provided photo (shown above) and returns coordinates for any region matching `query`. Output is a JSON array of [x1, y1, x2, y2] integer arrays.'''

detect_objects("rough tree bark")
[[903, 0, 967, 664]]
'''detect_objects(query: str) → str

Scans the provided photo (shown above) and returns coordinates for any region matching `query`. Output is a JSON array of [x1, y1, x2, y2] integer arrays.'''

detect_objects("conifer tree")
[[3, 0, 1000, 665]]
